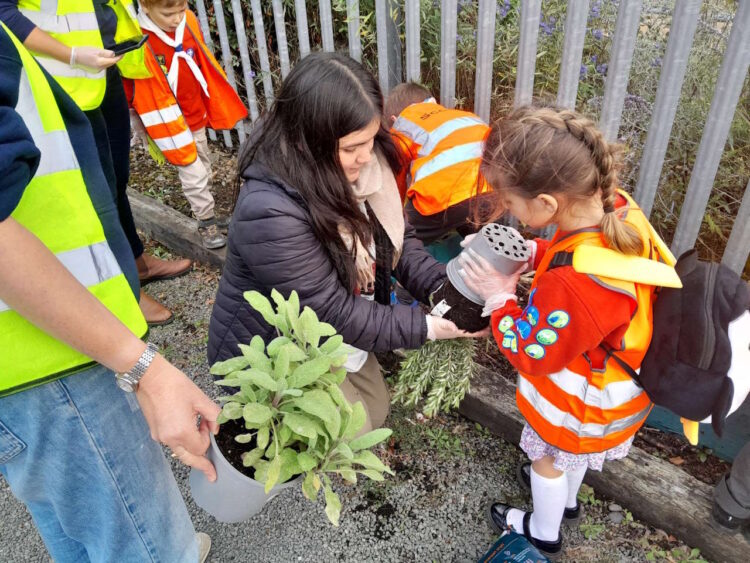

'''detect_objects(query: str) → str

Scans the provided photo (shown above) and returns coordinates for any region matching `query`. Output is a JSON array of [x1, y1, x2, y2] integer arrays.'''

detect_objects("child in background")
[[124, 0, 247, 249], [386, 83, 491, 245], [460, 107, 677, 557]]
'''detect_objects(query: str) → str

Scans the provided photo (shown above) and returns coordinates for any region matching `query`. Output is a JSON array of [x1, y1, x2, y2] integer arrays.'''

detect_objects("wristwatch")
[[115, 342, 158, 392]]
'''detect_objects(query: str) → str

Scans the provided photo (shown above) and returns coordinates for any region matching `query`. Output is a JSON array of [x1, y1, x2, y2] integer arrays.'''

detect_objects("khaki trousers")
[[339, 353, 390, 435], [176, 127, 216, 220]]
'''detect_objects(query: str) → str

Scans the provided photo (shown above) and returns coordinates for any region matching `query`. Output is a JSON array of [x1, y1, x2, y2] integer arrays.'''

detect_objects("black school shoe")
[[517, 462, 584, 524], [486, 502, 562, 559]]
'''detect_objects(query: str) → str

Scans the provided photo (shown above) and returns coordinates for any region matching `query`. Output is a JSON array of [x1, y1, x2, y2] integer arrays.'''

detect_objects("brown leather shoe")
[[136, 253, 192, 285], [139, 290, 173, 326]]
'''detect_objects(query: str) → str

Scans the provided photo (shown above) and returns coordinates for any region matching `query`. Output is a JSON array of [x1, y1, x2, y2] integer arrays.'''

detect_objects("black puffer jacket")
[[208, 163, 447, 363]]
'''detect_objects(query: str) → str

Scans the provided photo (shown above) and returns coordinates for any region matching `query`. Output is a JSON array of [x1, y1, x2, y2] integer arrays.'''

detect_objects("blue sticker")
[[536, 328, 558, 346], [547, 310, 570, 329], [502, 330, 518, 353], [515, 320, 532, 340], [526, 305, 540, 327], [497, 315, 514, 334], [524, 344, 546, 359]]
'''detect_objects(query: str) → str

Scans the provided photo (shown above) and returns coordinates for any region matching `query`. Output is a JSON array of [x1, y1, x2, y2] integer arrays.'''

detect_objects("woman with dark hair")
[[208, 52, 479, 432]]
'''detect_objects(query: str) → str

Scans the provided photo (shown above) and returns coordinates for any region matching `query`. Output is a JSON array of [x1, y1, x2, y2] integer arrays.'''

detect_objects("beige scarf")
[[339, 150, 405, 292]]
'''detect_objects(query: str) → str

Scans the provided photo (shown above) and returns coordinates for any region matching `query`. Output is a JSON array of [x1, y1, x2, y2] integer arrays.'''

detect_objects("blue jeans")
[[0, 364, 198, 562]]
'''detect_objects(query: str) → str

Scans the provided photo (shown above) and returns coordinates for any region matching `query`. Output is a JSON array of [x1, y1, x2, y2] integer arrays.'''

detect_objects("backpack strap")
[[548, 251, 574, 270], [600, 342, 642, 386]]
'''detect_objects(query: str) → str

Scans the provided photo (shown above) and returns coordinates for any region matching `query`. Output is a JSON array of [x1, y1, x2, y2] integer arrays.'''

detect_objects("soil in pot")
[[430, 281, 489, 333], [214, 419, 262, 481]]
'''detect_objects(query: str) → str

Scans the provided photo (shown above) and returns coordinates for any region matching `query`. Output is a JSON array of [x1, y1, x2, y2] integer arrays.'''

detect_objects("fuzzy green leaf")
[[265, 454, 281, 493], [222, 402, 243, 420], [242, 447, 265, 467], [297, 451, 318, 472], [281, 343, 308, 362], [324, 483, 341, 526], [352, 450, 391, 473], [349, 428, 392, 452], [249, 334, 265, 352], [278, 423, 292, 446], [342, 401, 366, 440], [239, 384, 257, 403], [237, 369, 278, 391], [327, 384, 352, 414], [321, 367, 347, 385], [281, 388, 303, 397], [287, 291, 300, 323], [274, 346, 290, 379], [293, 390, 338, 425], [298, 307, 320, 346], [216, 378, 242, 387], [267, 336, 292, 357], [278, 448, 302, 483], [302, 471, 318, 501], [243, 291, 276, 326], [256, 425, 270, 449], [318, 322, 336, 337], [358, 469, 385, 481], [216, 411, 229, 424], [320, 335, 344, 354], [210, 356, 250, 375], [237, 344, 272, 372], [287, 356, 332, 388], [242, 403, 273, 425], [339, 469, 357, 484], [253, 459, 269, 482], [333, 443, 354, 460], [234, 433, 254, 444], [282, 412, 319, 440]]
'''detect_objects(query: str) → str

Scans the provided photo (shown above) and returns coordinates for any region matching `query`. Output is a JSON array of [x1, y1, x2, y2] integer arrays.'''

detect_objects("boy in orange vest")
[[386, 83, 490, 245], [123, 0, 248, 249]]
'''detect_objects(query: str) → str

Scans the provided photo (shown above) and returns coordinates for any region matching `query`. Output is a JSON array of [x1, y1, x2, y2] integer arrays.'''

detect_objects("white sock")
[[506, 508, 525, 533], [566, 465, 587, 508], [528, 466, 567, 541]]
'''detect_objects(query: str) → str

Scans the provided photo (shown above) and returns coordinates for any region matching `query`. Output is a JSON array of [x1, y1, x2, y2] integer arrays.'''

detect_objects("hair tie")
[[603, 202, 615, 213]]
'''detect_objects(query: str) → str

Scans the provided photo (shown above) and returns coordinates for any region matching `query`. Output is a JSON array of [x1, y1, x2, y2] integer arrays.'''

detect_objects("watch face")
[[116, 375, 136, 392]]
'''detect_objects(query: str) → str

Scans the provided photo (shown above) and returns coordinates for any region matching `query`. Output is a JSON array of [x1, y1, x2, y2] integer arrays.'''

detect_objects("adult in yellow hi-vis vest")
[[0, 25, 215, 562], [0, 0, 195, 326]]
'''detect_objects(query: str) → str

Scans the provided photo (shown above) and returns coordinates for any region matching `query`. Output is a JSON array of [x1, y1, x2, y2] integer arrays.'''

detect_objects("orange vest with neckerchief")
[[391, 100, 490, 215], [123, 9, 247, 166], [490, 191, 681, 454]]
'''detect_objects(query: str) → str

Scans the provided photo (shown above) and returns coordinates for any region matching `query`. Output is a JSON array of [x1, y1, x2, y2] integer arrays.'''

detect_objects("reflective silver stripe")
[[16, 69, 78, 176], [518, 375, 651, 438], [0, 242, 122, 313], [19, 9, 99, 34], [547, 367, 645, 410], [418, 115, 486, 157], [139, 105, 183, 128], [153, 129, 194, 152], [35, 55, 106, 80], [412, 141, 483, 184], [392, 116, 429, 146]]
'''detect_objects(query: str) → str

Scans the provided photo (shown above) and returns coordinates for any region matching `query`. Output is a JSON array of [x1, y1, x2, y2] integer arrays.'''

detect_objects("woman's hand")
[[427, 315, 491, 340], [459, 249, 522, 302], [70, 46, 122, 72]]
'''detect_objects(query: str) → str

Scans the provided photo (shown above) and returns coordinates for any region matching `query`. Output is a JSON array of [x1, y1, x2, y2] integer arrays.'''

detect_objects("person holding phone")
[[0, 0, 194, 326]]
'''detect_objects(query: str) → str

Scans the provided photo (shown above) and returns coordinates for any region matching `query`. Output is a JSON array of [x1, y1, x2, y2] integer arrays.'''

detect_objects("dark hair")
[[237, 52, 402, 290], [384, 82, 433, 120]]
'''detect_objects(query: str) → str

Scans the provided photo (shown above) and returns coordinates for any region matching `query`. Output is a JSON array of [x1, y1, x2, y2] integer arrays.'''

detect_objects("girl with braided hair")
[[461, 106, 674, 557]]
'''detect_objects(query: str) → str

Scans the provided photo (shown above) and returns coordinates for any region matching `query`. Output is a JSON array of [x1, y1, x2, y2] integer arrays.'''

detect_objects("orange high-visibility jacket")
[[391, 100, 490, 215], [514, 192, 671, 454], [124, 10, 247, 165]]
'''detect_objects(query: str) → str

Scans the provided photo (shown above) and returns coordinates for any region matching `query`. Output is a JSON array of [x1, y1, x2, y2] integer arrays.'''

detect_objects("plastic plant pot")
[[430, 224, 529, 332], [189, 433, 301, 523]]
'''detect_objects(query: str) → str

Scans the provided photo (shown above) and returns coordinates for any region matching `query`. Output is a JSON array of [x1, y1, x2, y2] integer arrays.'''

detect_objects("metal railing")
[[193, 0, 749, 274]]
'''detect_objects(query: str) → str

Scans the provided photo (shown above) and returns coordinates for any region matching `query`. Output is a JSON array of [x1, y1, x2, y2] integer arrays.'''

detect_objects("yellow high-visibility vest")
[[0, 24, 147, 396]]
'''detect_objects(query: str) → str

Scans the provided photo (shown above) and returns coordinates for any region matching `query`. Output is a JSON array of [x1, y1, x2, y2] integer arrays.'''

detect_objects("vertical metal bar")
[[211, 0, 242, 145], [556, 0, 590, 109], [672, 0, 750, 256], [634, 0, 702, 217], [599, 0, 643, 141], [347, 0, 361, 63], [405, 0, 420, 82], [193, 0, 217, 141], [272, 0, 291, 79], [320, 0, 334, 52], [375, 0, 390, 94], [514, 0, 542, 108], [722, 179, 750, 275], [474, 0, 497, 121], [294, 0, 311, 58], [230, 0, 260, 122], [440, 0, 458, 108], [250, 0, 275, 104]]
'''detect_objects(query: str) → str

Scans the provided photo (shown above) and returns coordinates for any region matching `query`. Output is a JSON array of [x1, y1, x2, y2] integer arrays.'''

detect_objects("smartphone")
[[108, 35, 148, 56]]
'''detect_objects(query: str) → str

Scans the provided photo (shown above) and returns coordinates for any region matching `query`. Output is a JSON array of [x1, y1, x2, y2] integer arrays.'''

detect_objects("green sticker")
[[524, 344, 545, 359], [497, 315, 514, 334], [536, 328, 558, 346], [547, 310, 570, 329], [502, 330, 518, 354]]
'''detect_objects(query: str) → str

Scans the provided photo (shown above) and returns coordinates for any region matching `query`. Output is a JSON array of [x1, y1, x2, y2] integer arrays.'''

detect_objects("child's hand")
[[459, 249, 522, 302], [525, 239, 538, 271]]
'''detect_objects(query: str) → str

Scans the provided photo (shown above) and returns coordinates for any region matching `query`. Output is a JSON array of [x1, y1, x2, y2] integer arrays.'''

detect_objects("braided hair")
[[479, 106, 643, 255]]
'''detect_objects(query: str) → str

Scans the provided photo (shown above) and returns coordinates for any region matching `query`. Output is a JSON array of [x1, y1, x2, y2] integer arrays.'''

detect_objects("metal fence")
[[194, 0, 749, 274]]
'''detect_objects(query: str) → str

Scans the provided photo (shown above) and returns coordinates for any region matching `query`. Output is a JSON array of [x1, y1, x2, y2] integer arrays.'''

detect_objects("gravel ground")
[[0, 255, 710, 563]]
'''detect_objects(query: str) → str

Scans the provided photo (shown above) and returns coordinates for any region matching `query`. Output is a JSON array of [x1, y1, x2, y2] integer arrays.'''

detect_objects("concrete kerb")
[[130, 191, 749, 563]]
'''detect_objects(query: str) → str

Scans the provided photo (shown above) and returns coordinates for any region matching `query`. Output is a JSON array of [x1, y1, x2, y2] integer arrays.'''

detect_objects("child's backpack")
[[478, 532, 550, 563], [601, 249, 750, 438]]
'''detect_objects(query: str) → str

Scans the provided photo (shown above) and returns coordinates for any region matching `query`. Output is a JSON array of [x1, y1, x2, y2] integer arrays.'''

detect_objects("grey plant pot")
[[445, 223, 529, 304], [189, 433, 302, 523]]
